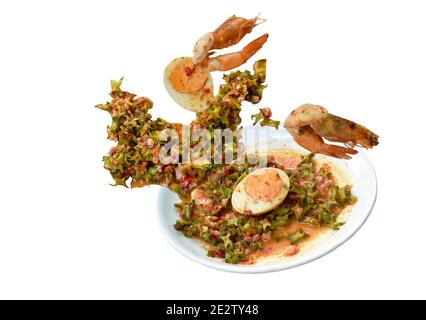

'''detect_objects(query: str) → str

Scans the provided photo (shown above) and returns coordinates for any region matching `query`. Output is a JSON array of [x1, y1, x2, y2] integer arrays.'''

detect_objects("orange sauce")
[[261, 223, 321, 257]]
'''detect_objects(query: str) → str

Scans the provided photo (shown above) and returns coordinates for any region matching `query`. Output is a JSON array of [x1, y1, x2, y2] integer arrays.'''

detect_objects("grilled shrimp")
[[193, 15, 267, 65], [164, 15, 268, 112], [284, 104, 379, 159]]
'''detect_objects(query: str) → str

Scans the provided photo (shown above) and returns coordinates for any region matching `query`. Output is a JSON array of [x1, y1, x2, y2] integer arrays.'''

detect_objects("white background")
[[0, 0, 425, 299]]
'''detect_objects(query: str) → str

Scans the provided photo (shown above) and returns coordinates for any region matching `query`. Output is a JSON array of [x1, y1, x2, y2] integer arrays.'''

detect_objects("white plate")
[[157, 128, 377, 273]]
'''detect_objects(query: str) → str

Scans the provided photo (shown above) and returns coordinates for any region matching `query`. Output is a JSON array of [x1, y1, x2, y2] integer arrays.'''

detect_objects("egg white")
[[231, 167, 290, 215], [163, 57, 213, 113]]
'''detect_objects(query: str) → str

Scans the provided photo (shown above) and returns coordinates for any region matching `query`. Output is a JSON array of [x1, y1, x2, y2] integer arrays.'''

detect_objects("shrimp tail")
[[242, 33, 269, 60], [287, 126, 358, 160], [311, 114, 379, 149]]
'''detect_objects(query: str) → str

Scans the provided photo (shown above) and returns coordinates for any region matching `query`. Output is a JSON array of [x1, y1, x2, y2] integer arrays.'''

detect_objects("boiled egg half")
[[163, 57, 214, 112], [231, 167, 290, 215]]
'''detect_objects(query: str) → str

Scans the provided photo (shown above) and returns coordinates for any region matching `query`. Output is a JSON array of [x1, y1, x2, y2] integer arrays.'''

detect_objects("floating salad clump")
[[96, 61, 272, 196], [97, 61, 357, 264]]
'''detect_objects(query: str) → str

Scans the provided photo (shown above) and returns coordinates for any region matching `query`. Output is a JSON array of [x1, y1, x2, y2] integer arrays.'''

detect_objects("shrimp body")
[[285, 104, 379, 159], [193, 15, 264, 65], [311, 114, 379, 149]]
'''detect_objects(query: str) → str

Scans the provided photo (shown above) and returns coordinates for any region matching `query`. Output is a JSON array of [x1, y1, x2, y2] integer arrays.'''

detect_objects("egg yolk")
[[169, 58, 208, 94], [245, 170, 283, 202]]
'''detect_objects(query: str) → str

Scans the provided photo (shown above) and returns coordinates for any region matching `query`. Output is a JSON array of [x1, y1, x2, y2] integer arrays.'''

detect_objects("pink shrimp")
[[284, 104, 379, 159]]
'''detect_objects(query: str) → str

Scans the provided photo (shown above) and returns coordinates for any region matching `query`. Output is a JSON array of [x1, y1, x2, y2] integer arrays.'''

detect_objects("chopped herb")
[[251, 108, 280, 129], [288, 229, 309, 244]]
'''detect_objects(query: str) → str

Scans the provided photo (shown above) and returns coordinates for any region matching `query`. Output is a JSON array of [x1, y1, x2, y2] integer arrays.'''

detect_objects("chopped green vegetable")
[[253, 59, 267, 82], [251, 108, 280, 129], [288, 229, 309, 244], [192, 60, 267, 130], [148, 166, 157, 174], [110, 77, 123, 95]]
